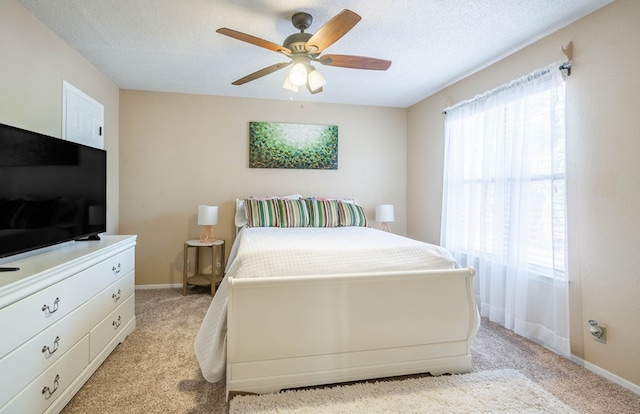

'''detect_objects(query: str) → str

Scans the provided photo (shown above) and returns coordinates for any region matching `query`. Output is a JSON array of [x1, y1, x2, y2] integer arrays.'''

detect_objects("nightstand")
[[182, 239, 225, 296]]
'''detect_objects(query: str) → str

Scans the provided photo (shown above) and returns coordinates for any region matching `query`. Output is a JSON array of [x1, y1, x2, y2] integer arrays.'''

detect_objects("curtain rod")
[[442, 60, 571, 115]]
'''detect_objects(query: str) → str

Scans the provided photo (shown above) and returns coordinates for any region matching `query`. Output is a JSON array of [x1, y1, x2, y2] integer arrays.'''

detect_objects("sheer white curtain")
[[441, 62, 569, 356]]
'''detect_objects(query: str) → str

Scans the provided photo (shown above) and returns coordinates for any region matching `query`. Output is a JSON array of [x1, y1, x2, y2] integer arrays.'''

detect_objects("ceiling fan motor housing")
[[283, 32, 313, 54]]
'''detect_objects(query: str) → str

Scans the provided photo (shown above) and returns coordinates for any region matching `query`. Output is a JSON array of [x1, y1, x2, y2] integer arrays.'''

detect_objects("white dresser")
[[0, 235, 137, 414]]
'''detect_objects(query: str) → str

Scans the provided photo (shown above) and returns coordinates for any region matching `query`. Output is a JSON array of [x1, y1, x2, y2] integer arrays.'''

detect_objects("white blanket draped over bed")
[[194, 226, 459, 383]]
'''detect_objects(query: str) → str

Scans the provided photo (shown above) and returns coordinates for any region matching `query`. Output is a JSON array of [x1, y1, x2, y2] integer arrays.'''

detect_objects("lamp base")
[[380, 223, 392, 233], [199, 226, 216, 243]]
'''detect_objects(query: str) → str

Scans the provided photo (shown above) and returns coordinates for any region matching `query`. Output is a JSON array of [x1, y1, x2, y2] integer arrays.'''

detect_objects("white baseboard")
[[135, 283, 181, 290], [571, 354, 640, 395]]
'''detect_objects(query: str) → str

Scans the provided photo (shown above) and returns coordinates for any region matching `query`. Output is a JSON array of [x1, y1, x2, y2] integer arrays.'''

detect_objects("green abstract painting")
[[249, 122, 338, 169]]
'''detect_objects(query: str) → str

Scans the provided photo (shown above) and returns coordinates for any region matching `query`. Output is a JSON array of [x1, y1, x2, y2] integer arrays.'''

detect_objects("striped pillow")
[[338, 201, 369, 227], [306, 198, 340, 227], [244, 198, 279, 227], [278, 199, 309, 227]]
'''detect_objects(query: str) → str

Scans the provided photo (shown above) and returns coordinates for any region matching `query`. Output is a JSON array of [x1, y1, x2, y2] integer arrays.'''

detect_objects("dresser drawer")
[[85, 270, 135, 330], [0, 335, 89, 414], [0, 270, 96, 359], [0, 247, 134, 359], [86, 247, 135, 294], [90, 294, 135, 360], [0, 290, 103, 407]]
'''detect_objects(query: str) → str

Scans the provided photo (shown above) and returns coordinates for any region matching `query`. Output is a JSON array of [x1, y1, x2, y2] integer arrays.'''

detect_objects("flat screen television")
[[0, 122, 107, 260]]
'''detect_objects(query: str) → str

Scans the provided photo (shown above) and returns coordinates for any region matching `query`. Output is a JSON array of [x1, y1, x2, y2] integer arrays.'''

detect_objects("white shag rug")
[[229, 370, 578, 414]]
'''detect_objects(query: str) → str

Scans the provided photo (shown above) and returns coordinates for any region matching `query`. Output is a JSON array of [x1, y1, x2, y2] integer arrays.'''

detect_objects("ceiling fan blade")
[[217, 28, 291, 54], [231, 62, 292, 85], [305, 9, 361, 54], [318, 54, 391, 70]]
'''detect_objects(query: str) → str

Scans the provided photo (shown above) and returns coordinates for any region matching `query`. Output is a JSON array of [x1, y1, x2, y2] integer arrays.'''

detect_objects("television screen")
[[0, 122, 107, 259]]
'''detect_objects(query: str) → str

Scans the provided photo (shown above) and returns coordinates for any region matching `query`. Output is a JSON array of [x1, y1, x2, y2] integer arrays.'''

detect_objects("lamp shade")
[[375, 204, 394, 223], [289, 63, 308, 86], [197, 205, 218, 226], [307, 69, 326, 92], [282, 75, 299, 92]]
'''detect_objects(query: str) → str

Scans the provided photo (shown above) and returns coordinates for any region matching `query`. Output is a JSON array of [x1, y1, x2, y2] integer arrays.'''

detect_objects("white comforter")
[[194, 227, 458, 383]]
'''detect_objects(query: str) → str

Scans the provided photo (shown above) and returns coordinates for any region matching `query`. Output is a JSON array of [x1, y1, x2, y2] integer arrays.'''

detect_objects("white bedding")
[[194, 226, 458, 383]]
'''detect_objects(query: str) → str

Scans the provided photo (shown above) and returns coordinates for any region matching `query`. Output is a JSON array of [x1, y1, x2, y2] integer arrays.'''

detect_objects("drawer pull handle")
[[42, 336, 60, 357], [113, 316, 122, 329], [112, 263, 121, 274], [41, 298, 60, 316], [112, 289, 121, 302], [42, 374, 60, 400]]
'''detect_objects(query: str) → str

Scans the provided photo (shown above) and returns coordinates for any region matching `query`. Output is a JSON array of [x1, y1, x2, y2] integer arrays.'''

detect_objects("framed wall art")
[[249, 121, 338, 169]]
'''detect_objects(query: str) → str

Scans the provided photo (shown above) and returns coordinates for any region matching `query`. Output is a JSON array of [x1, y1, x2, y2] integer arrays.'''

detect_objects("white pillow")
[[234, 194, 303, 227], [310, 197, 356, 204], [235, 198, 247, 227]]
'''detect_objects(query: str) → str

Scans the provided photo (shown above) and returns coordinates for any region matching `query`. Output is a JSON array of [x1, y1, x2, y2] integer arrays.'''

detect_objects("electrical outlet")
[[593, 326, 606, 344], [588, 320, 607, 344]]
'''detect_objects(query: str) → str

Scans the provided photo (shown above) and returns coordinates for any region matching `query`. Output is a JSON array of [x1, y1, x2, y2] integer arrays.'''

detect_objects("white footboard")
[[226, 267, 477, 397]]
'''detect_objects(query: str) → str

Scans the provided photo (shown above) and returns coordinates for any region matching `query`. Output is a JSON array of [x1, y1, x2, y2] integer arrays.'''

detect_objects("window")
[[441, 62, 569, 355]]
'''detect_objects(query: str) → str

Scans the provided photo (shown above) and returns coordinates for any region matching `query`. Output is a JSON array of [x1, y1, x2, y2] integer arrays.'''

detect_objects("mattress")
[[194, 226, 458, 383]]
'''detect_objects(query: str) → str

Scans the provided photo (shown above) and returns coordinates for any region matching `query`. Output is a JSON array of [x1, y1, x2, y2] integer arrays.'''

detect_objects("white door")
[[62, 81, 104, 149]]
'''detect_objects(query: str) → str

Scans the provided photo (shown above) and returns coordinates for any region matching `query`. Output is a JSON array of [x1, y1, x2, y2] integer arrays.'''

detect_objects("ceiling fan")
[[216, 9, 391, 94]]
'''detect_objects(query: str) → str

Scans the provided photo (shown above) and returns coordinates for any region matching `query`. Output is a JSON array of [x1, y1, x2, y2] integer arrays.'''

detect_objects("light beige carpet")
[[61, 288, 640, 413], [229, 369, 577, 414]]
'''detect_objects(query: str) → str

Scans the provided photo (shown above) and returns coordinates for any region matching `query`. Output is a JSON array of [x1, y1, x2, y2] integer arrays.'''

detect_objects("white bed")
[[194, 210, 479, 399]]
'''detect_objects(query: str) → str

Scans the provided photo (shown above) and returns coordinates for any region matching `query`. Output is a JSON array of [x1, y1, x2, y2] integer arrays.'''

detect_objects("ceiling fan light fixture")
[[307, 68, 326, 92], [289, 62, 308, 86]]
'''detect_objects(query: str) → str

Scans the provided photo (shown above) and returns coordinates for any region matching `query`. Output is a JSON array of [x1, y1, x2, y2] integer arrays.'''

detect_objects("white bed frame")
[[226, 267, 478, 397]]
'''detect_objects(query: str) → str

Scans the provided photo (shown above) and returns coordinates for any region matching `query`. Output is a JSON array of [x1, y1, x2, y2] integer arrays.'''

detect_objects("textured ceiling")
[[19, 0, 613, 108]]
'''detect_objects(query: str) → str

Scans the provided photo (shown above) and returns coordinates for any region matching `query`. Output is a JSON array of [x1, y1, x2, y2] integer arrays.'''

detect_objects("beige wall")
[[119, 91, 407, 286], [0, 0, 120, 234], [408, 0, 640, 388]]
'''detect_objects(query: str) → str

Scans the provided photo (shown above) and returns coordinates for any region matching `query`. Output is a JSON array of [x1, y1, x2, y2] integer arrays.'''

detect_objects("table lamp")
[[198, 205, 218, 243], [375, 204, 394, 232]]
